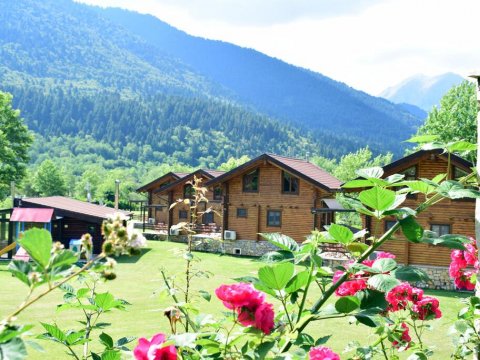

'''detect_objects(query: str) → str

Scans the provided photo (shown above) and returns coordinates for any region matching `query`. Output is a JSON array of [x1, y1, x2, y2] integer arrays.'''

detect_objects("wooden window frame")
[[213, 186, 223, 201], [202, 212, 214, 224], [430, 223, 451, 237], [281, 171, 299, 195], [384, 220, 397, 232], [267, 210, 282, 227], [178, 210, 188, 219], [236, 208, 248, 218], [243, 168, 259, 193], [183, 184, 194, 199]]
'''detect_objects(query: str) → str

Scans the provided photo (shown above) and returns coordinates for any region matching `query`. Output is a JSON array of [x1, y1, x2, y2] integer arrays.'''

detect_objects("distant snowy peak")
[[380, 73, 464, 112]]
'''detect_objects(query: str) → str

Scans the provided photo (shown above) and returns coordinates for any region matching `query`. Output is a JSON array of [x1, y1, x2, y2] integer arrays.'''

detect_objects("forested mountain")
[[380, 73, 464, 112], [0, 0, 421, 172]]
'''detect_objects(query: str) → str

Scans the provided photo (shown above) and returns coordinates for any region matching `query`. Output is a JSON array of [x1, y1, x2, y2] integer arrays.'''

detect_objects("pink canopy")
[[11, 208, 53, 223]]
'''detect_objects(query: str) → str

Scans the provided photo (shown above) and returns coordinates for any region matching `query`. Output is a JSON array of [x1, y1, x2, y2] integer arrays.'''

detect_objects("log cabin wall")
[[51, 216, 103, 254], [225, 163, 332, 242], [168, 175, 223, 228], [367, 154, 475, 267]]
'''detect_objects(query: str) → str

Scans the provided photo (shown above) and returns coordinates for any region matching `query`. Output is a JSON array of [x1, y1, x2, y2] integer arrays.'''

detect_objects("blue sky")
[[80, 0, 479, 95]]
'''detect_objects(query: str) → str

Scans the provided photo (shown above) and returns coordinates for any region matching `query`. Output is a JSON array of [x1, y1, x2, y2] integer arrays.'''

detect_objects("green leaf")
[[437, 180, 480, 199], [367, 274, 400, 292], [356, 289, 388, 311], [259, 233, 300, 252], [399, 216, 424, 243], [335, 296, 360, 313], [254, 341, 275, 358], [115, 336, 136, 347], [199, 290, 211, 302], [8, 260, 32, 286], [101, 350, 121, 360], [18, 228, 52, 269], [94, 293, 120, 312], [59, 283, 75, 294], [356, 167, 384, 179], [420, 232, 468, 249], [285, 270, 310, 293], [392, 266, 431, 283], [76, 288, 90, 298], [99, 332, 114, 349], [371, 258, 397, 273], [342, 179, 376, 189], [66, 331, 86, 346], [171, 333, 197, 348], [405, 135, 440, 143], [41, 323, 66, 342], [355, 312, 379, 328], [258, 262, 294, 290], [359, 187, 396, 212], [50, 251, 78, 269], [327, 224, 353, 244], [446, 140, 477, 153], [347, 242, 369, 255], [0, 338, 28, 360]]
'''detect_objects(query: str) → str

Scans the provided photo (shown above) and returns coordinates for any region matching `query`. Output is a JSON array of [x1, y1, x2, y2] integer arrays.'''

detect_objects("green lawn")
[[0, 241, 469, 359]]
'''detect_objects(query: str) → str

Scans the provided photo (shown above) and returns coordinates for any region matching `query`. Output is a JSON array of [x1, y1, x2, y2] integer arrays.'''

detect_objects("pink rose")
[[464, 243, 477, 266], [412, 296, 442, 320], [376, 251, 396, 259], [309, 346, 340, 360], [215, 283, 264, 310], [254, 302, 275, 334], [134, 333, 177, 360]]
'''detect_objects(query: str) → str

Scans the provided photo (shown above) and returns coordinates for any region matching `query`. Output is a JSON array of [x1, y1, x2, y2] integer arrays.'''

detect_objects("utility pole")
[[114, 179, 120, 210]]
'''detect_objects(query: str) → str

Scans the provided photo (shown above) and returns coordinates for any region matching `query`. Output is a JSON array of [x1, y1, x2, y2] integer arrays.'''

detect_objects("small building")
[[10, 196, 131, 255], [361, 149, 474, 282], [207, 153, 342, 245], [137, 169, 225, 234]]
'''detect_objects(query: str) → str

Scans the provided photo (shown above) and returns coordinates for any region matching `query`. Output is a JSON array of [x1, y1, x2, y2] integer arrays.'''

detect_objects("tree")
[[218, 156, 251, 171], [0, 91, 33, 197], [333, 147, 392, 182], [416, 81, 477, 150], [33, 160, 68, 196]]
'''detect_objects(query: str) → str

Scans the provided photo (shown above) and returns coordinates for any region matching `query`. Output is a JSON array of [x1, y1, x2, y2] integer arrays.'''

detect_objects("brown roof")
[[137, 171, 190, 192], [207, 153, 342, 192], [154, 169, 226, 195], [20, 196, 131, 220]]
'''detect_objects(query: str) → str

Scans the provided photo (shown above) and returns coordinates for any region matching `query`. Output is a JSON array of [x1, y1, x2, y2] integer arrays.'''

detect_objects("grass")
[[0, 241, 470, 359]]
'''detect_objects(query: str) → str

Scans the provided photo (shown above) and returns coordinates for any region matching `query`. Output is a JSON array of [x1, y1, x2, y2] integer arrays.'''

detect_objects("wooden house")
[[138, 169, 225, 234], [206, 154, 343, 243], [362, 149, 474, 267], [11, 196, 131, 254]]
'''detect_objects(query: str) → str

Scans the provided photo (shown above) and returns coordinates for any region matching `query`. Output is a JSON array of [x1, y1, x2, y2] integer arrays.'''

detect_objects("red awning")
[[11, 208, 54, 223]]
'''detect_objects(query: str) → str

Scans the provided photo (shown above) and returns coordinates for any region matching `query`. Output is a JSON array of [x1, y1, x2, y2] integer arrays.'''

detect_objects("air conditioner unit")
[[224, 230, 236, 240], [169, 228, 179, 236], [148, 218, 155, 224]]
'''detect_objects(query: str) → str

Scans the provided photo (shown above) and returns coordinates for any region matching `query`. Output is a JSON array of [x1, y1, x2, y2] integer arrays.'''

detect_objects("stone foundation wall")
[[147, 234, 459, 290]]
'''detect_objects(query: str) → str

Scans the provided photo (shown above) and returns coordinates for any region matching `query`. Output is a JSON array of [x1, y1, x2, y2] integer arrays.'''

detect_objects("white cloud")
[[79, 0, 479, 94]]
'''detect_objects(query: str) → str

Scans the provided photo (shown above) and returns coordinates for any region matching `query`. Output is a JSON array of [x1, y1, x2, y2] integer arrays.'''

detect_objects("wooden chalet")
[[206, 153, 343, 242], [10, 196, 131, 255], [137, 169, 225, 234], [362, 149, 475, 267]]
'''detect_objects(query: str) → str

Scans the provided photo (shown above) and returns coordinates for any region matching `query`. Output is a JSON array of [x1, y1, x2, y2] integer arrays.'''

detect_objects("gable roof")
[[154, 169, 225, 195], [206, 153, 342, 192], [137, 171, 190, 192], [382, 149, 473, 175], [18, 196, 131, 221]]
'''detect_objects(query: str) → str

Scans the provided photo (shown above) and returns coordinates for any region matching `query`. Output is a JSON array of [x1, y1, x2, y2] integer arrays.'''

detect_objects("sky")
[[79, 0, 479, 95]]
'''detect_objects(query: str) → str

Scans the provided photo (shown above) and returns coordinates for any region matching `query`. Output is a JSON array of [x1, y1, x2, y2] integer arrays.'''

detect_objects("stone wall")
[[148, 234, 459, 290]]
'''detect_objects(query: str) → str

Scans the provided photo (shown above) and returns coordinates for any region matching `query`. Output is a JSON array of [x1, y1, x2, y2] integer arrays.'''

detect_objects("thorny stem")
[[83, 281, 98, 360], [379, 338, 389, 360], [223, 311, 238, 358], [280, 296, 294, 331], [4, 254, 105, 323], [160, 270, 198, 332], [279, 171, 477, 353]]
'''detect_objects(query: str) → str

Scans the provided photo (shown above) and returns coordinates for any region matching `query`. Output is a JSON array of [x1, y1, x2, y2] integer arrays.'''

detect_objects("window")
[[385, 220, 396, 231], [183, 184, 194, 199], [213, 186, 222, 201], [400, 166, 418, 199], [243, 169, 259, 192], [203, 212, 214, 224], [237, 208, 248, 218], [282, 171, 299, 194], [430, 224, 451, 237], [401, 166, 417, 180], [179, 210, 188, 219], [267, 210, 281, 227], [453, 166, 468, 180]]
